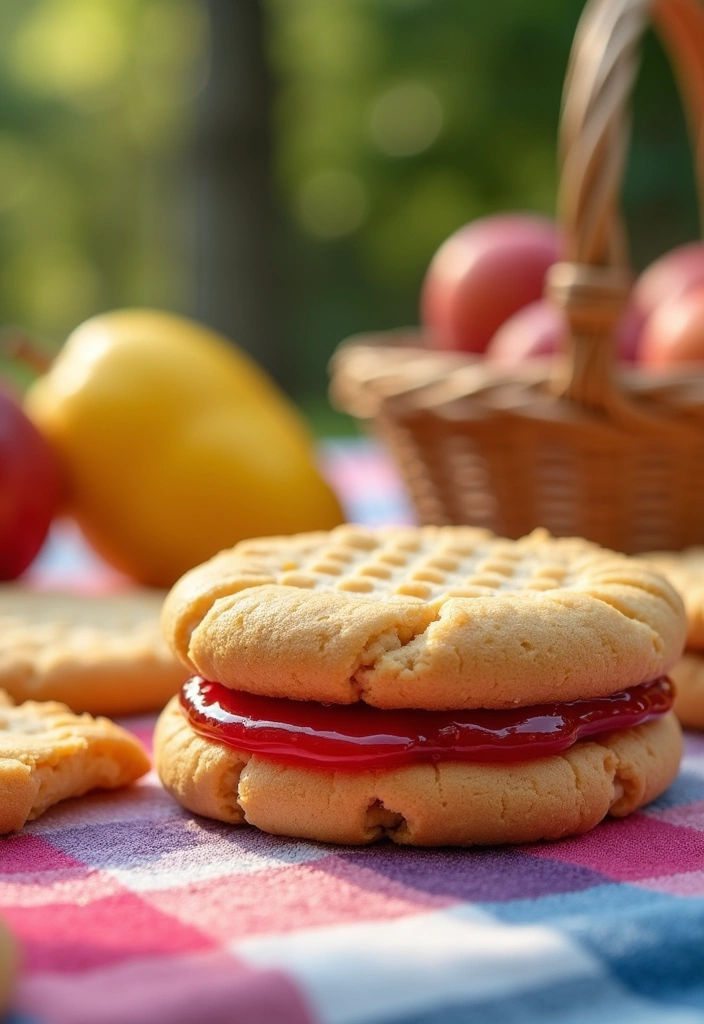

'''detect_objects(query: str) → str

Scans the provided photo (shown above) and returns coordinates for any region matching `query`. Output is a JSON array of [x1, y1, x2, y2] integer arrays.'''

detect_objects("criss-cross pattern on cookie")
[[233, 526, 601, 604]]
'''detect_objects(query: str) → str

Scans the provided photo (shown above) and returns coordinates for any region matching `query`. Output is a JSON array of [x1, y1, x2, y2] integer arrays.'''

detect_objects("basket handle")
[[546, 0, 704, 409]]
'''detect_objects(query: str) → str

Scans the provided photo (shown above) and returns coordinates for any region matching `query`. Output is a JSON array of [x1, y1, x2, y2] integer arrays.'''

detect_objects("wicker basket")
[[330, 0, 704, 554]]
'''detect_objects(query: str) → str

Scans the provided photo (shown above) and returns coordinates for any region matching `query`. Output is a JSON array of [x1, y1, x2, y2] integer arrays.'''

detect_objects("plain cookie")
[[163, 525, 686, 709], [155, 697, 682, 846], [645, 548, 704, 651], [0, 585, 188, 715], [0, 690, 150, 833], [670, 652, 704, 729]]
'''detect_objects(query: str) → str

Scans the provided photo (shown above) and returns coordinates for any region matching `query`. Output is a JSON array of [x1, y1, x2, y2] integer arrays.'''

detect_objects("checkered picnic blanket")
[[3, 440, 704, 1024]]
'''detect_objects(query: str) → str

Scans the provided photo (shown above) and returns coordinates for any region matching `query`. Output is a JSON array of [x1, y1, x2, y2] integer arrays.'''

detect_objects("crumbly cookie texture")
[[0, 585, 187, 715], [0, 690, 150, 833], [162, 525, 686, 710], [670, 652, 704, 729], [155, 698, 682, 846], [644, 548, 704, 651]]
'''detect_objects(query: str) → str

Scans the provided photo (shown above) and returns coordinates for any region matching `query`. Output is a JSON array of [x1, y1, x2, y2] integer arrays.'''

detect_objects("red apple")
[[617, 302, 645, 362], [420, 213, 561, 353], [639, 287, 704, 367], [0, 386, 61, 578], [633, 242, 704, 321], [485, 299, 644, 366], [484, 301, 560, 365]]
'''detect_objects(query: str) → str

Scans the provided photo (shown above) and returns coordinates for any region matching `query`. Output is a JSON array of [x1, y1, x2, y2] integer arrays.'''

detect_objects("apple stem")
[[1, 330, 53, 375]]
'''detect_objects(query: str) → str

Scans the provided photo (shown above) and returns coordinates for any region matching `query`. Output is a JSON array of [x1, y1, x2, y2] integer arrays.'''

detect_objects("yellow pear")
[[25, 310, 344, 587]]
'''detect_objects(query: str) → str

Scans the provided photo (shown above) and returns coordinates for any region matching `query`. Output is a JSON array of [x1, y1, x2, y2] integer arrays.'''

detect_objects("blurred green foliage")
[[0, 0, 205, 349], [0, 0, 699, 421], [269, 0, 698, 398]]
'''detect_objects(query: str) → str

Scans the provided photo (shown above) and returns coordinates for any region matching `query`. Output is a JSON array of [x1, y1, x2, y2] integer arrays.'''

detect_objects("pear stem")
[[1, 330, 53, 375]]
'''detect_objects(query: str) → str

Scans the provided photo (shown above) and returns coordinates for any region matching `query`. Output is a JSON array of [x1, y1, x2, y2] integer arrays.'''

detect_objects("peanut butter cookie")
[[0, 586, 187, 715], [0, 690, 150, 833]]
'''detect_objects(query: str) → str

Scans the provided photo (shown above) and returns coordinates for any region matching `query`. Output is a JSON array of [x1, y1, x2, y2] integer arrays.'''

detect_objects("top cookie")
[[644, 548, 704, 651], [162, 525, 686, 710]]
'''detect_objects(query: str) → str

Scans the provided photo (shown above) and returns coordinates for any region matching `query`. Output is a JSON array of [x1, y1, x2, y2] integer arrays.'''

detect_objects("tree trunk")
[[194, 0, 289, 388]]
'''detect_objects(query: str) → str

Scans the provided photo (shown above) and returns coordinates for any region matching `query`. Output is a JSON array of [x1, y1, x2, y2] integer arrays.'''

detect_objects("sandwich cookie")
[[155, 526, 685, 846]]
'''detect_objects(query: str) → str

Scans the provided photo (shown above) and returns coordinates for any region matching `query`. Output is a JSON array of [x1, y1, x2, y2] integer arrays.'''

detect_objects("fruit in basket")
[[420, 213, 560, 353], [484, 301, 559, 365], [616, 303, 645, 362], [485, 298, 643, 366], [633, 242, 704, 321], [23, 310, 344, 588], [0, 386, 61, 578], [639, 287, 704, 367]]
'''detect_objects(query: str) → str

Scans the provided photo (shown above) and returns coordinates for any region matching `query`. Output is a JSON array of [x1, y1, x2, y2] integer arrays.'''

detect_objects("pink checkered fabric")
[[4, 728, 704, 1024]]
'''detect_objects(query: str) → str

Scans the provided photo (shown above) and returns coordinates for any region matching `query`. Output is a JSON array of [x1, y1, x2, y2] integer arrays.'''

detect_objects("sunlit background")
[[0, 0, 698, 428]]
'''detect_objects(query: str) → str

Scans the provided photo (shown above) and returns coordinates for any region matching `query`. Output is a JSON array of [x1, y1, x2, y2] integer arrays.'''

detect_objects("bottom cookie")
[[671, 652, 704, 729], [154, 697, 682, 846]]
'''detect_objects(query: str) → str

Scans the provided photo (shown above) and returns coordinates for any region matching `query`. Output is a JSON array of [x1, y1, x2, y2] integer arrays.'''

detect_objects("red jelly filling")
[[180, 676, 673, 770]]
